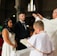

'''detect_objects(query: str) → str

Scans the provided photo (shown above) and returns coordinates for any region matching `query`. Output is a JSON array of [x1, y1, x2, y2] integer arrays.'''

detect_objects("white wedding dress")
[[1, 29, 16, 56]]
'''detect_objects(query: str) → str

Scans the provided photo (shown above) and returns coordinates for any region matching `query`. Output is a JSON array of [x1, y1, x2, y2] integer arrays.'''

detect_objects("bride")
[[1, 18, 17, 56]]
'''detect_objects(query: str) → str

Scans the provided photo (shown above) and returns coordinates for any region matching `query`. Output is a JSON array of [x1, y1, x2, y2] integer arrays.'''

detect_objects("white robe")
[[27, 31, 54, 56], [35, 17, 57, 56]]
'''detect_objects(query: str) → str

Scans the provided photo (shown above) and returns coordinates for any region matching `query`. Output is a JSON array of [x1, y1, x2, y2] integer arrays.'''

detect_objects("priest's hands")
[[32, 13, 44, 20], [37, 13, 44, 19]]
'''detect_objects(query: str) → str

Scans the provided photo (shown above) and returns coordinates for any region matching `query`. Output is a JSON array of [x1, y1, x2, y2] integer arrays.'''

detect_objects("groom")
[[14, 11, 30, 50]]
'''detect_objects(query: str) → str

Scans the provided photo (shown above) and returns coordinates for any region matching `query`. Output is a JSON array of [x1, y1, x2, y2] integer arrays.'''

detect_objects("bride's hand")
[[15, 41, 17, 47], [12, 44, 17, 48]]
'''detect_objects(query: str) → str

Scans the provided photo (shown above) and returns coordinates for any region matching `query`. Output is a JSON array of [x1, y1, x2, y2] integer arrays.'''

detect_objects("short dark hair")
[[18, 11, 26, 15]]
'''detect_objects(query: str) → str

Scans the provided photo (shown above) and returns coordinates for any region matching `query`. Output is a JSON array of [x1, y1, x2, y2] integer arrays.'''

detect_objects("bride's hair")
[[3, 18, 14, 33]]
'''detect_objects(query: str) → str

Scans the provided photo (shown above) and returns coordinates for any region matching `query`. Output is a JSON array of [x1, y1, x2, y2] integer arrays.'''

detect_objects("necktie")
[[22, 23, 27, 29]]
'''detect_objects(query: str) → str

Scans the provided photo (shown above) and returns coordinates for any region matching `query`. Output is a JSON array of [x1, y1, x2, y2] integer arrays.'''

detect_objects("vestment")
[[35, 17, 57, 56], [27, 31, 54, 56]]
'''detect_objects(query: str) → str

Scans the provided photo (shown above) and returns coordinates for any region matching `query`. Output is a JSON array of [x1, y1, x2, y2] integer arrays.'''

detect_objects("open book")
[[20, 39, 28, 47], [20, 38, 53, 54]]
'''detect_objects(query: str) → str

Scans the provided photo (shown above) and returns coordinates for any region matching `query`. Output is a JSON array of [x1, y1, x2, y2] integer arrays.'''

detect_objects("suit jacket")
[[14, 21, 30, 50]]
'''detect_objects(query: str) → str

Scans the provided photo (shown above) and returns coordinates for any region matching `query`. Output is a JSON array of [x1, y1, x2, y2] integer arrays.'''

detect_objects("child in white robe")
[[21, 21, 54, 56]]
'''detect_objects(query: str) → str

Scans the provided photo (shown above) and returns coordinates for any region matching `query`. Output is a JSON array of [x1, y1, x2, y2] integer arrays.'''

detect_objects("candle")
[[28, 3, 30, 11], [34, 4, 36, 11], [30, 0, 33, 11]]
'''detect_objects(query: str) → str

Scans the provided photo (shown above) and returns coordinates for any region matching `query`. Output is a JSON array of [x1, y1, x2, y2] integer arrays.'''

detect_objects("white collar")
[[19, 20, 25, 23]]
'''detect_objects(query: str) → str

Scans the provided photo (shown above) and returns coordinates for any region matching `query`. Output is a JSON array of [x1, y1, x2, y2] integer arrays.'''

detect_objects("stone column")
[[14, 0, 20, 21]]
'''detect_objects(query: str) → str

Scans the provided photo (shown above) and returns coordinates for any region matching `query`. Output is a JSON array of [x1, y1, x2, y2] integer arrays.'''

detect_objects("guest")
[[0, 24, 3, 56], [0, 24, 3, 37]]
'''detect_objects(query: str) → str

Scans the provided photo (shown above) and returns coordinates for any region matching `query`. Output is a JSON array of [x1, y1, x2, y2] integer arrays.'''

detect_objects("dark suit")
[[14, 21, 30, 50]]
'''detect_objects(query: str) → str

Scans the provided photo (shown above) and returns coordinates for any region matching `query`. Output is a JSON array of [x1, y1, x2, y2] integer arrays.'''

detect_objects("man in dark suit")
[[14, 12, 30, 50]]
